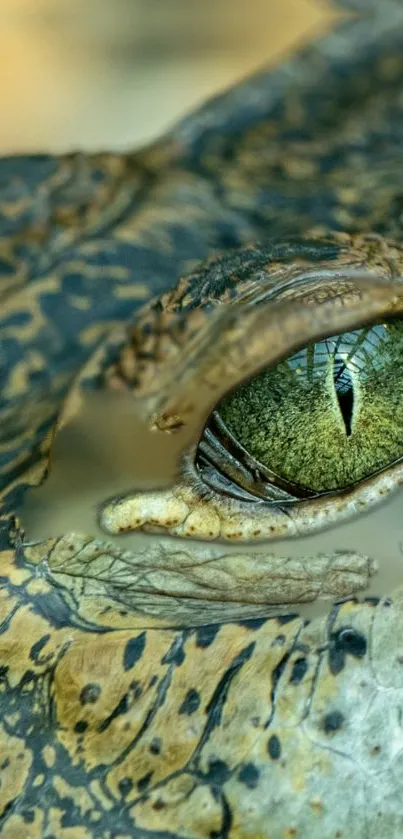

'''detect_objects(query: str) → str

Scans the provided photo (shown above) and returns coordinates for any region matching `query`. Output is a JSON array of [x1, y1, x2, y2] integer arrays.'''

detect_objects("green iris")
[[219, 321, 403, 492]]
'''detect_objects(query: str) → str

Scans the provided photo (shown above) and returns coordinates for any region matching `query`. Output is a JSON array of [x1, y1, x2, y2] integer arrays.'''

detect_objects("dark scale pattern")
[[289, 656, 309, 685], [238, 763, 260, 789], [123, 632, 147, 670], [267, 735, 282, 760], [178, 688, 201, 716], [328, 626, 368, 675], [322, 710, 345, 733], [1, 2, 403, 838], [79, 683, 101, 705], [195, 624, 221, 648]]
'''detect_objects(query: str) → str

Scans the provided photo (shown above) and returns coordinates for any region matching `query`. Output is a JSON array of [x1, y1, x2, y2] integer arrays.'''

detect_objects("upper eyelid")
[[147, 273, 403, 444]]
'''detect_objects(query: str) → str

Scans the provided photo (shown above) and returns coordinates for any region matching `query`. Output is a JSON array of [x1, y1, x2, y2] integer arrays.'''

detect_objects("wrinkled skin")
[[3, 1, 403, 837]]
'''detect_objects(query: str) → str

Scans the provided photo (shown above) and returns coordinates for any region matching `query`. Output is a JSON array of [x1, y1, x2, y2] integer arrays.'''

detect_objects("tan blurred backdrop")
[[14, 0, 403, 610], [0, 0, 335, 154]]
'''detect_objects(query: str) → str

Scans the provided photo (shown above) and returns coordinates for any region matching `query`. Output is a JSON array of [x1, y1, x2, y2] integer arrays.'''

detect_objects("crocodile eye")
[[197, 319, 403, 504], [97, 261, 403, 544]]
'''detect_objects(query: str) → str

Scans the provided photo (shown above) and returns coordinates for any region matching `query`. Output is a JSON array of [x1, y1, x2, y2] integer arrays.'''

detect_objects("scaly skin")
[[2, 2, 403, 837]]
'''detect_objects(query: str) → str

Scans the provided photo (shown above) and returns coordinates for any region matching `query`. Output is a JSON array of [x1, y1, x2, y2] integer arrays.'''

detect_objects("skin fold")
[[3, 1, 403, 837]]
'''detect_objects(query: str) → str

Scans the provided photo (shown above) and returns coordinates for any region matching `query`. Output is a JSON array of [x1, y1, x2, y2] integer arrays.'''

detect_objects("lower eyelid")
[[99, 455, 403, 544]]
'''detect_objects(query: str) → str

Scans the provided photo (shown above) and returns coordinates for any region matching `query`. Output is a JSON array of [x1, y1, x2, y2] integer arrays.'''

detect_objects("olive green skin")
[[2, 2, 403, 838]]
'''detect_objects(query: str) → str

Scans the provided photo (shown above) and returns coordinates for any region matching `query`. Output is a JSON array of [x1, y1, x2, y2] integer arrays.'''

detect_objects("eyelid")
[[99, 270, 403, 544], [148, 270, 403, 447], [100, 447, 403, 543]]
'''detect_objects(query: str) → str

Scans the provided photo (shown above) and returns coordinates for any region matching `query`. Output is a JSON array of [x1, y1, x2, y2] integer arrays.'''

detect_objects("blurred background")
[[13, 0, 403, 611], [0, 0, 335, 154]]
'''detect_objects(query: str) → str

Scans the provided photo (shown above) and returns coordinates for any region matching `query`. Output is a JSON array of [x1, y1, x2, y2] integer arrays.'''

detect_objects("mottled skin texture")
[[4, 2, 403, 837]]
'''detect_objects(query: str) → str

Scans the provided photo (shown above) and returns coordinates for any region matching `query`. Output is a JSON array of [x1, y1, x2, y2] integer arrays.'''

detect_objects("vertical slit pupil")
[[336, 386, 354, 437], [333, 356, 354, 437]]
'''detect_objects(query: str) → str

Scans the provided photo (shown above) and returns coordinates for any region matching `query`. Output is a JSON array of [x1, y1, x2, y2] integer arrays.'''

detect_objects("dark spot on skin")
[[0, 798, 16, 817], [289, 656, 308, 685], [29, 634, 51, 662], [80, 683, 101, 705], [237, 618, 267, 630], [271, 634, 286, 647], [267, 734, 281, 760], [210, 794, 232, 838], [328, 626, 367, 675], [339, 628, 367, 658], [0, 259, 14, 275], [130, 679, 143, 700], [98, 695, 129, 733], [118, 777, 133, 797], [34, 590, 78, 628], [204, 759, 231, 786], [179, 688, 201, 715], [238, 763, 260, 789], [2, 311, 32, 328], [123, 632, 146, 670], [149, 675, 158, 688], [322, 710, 344, 734], [20, 671, 35, 689], [161, 639, 185, 667], [277, 614, 298, 625], [74, 720, 88, 734], [137, 771, 153, 792], [149, 737, 162, 755], [204, 642, 255, 736], [270, 650, 291, 700], [23, 810, 35, 824], [195, 624, 220, 648], [152, 799, 165, 811]]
